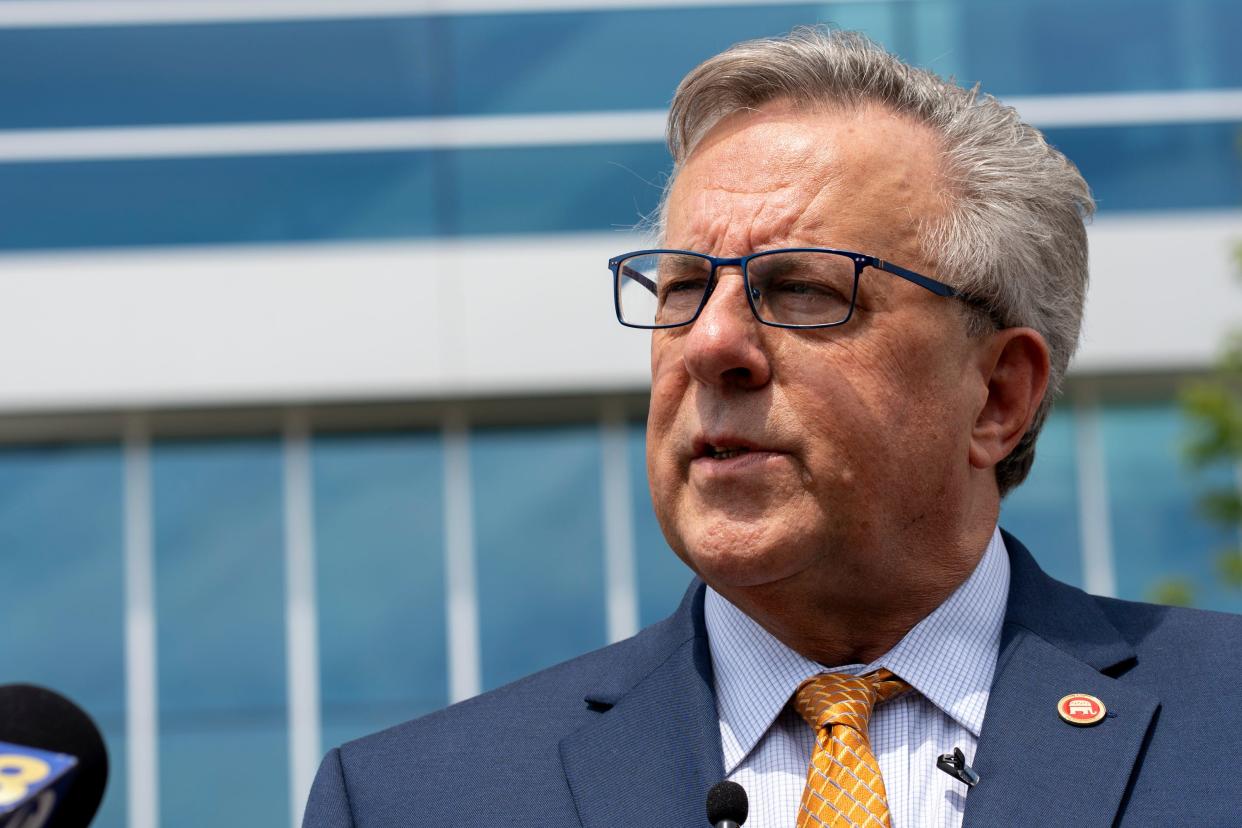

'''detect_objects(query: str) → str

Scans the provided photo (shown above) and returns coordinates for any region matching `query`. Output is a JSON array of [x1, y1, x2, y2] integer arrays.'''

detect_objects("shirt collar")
[[705, 527, 1010, 773]]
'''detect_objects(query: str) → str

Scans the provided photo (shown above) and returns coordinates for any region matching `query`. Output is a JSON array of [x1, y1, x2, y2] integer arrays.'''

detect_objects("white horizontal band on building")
[[0, 89, 1240, 163], [0, 212, 1238, 415], [1011, 88, 1242, 128], [0, 0, 856, 28], [0, 112, 671, 162]]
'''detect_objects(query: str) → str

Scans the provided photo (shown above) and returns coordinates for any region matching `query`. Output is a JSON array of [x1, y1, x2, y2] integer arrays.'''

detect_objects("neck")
[[714, 518, 997, 667]]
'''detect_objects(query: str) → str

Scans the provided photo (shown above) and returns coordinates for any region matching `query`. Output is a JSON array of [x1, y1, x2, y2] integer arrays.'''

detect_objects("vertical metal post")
[[123, 416, 159, 828], [283, 410, 322, 827], [1075, 394, 1118, 597], [600, 402, 639, 643], [443, 410, 481, 702]]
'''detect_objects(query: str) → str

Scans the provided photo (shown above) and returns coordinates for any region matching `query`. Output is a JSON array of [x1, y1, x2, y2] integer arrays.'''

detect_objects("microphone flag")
[[0, 741, 79, 828]]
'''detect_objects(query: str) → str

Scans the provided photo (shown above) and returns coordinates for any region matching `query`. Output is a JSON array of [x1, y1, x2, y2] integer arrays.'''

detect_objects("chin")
[[673, 517, 814, 590]]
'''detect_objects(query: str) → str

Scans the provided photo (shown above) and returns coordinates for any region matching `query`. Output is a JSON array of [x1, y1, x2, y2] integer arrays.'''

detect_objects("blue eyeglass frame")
[[608, 247, 966, 330]]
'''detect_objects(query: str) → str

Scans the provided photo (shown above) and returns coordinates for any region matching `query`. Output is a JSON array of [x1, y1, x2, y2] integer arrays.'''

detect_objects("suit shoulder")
[[321, 606, 700, 825], [310, 588, 707, 825], [1093, 594, 1242, 671], [339, 602, 696, 762]]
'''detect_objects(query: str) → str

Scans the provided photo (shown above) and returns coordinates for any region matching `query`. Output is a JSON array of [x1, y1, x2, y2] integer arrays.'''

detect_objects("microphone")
[[706, 780, 748, 827], [0, 685, 108, 828], [935, 746, 980, 788]]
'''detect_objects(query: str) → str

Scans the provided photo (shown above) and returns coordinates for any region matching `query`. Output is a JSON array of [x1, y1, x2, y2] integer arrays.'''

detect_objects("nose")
[[681, 268, 773, 390]]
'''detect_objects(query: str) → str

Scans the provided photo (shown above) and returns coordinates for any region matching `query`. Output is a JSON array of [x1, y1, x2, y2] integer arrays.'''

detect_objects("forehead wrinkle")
[[793, 133, 944, 292], [665, 101, 947, 278], [668, 105, 848, 254], [672, 175, 837, 257]]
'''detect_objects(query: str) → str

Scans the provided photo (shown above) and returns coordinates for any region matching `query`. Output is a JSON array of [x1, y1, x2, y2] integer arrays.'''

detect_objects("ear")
[[968, 327, 1051, 471]]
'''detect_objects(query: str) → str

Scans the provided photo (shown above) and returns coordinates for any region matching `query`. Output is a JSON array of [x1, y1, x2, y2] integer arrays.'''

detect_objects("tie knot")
[[793, 669, 909, 732]]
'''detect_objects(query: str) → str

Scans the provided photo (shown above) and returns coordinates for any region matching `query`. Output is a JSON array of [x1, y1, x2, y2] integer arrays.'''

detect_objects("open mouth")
[[709, 446, 750, 460]]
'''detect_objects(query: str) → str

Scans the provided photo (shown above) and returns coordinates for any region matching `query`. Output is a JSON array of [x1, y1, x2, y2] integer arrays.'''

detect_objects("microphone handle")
[[714, 822, 742, 828]]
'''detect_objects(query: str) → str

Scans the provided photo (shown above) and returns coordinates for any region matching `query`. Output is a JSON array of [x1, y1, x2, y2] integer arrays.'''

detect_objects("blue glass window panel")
[[1101, 403, 1240, 612], [0, 19, 437, 129], [5, 2, 1242, 129], [94, 733, 127, 828], [151, 439, 288, 828], [0, 152, 437, 251], [626, 422, 695, 628], [1000, 408, 1083, 587], [313, 433, 448, 749], [958, 0, 1242, 97], [471, 426, 607, 691], [1047, 122, 1242, 213], [443, 142, 669, 236], [0, 445, 127, 828], [442, 4, 896, 117], [6, 117, 1236, 252]]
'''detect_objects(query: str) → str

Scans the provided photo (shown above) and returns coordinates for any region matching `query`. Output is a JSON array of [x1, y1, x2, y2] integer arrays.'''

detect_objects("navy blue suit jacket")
[[304, 532, 1242, 826]]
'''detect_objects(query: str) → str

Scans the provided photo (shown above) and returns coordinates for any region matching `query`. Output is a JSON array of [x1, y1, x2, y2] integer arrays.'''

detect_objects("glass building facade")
[[4, 402, 1240, 827], [1, 2, 1240, 826]]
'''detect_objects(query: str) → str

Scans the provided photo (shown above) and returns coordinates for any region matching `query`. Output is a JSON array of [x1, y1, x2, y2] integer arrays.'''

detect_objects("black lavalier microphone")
[[0, 684, 109, 828], [936, 746, 980, 788], [706, 780, 749, 827]]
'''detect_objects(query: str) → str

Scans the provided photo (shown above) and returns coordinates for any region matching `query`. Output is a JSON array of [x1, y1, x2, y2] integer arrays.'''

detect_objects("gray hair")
[[663, 27, 1094, 496]]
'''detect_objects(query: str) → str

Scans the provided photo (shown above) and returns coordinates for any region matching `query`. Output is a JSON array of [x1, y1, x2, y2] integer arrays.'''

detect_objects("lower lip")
[[689, 450, 785, 477]]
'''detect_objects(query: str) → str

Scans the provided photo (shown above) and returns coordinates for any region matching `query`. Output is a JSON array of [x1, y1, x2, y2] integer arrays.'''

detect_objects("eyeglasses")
[[609, 248, 966, 329]]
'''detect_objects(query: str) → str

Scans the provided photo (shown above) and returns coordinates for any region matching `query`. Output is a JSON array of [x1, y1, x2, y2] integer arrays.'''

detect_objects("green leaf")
[[1180, 382, 1242, 467], [1198, 490, 1242, 523], [1147, 578, 1197, 607], [1217, 549, 1242, 591]]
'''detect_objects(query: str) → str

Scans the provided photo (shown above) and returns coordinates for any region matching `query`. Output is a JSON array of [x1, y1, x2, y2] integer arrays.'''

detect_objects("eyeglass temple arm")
[[872, 257, 1003, 325], [620, 264, 659, 296], [871, 258, 961, 298]]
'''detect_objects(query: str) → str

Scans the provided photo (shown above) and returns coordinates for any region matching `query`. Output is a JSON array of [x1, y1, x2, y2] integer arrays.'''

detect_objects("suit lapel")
[[560, 584, 724, 827], [963, 534, 1160, 827]]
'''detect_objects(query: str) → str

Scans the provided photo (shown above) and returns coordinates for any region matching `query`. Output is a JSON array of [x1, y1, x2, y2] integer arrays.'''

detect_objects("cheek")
[[785, 340, 939, 474], [848, 321, 955, 407], [827, 334, 974, 476], [648, 335, 683, 405], [645, 340, 690, 491], [648, 329, 696, 414], [647, 354, 682, 443]]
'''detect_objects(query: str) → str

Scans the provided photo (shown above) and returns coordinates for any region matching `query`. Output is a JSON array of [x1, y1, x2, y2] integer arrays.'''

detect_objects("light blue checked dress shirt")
[[705, 527, 1010, 828]]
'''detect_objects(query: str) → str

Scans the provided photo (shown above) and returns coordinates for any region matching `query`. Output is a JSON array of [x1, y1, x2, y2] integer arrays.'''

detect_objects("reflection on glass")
[[0, 19, 438, 129], [0, 445, 127, 828], [1045, 122, 1242, 212], [442, 143, 670, 237], [471, 426, 607, 690], [445, 5, 857, 115], [4, 1, 1241, 129], [959, 0, 1241, 95], [0, 153, 439, 251], [152, 439, 288, 828], [7, 118, 1237, 255], [313, 433, 448, 748]]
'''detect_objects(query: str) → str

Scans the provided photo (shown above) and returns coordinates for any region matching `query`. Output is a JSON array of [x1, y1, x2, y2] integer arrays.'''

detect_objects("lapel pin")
[[1058, 693, 1106, 726]]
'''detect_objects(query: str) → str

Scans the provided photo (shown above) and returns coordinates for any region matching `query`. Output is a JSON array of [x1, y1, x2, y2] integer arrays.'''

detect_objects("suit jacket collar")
[[963, 531, 1159, 826], [561, 533, 1162, 827], [999, 529, 1136, 672], [560, 582, 724, 828]]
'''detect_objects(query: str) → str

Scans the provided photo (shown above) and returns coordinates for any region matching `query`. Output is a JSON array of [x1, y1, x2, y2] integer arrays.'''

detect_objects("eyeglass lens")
[[616, 250, 858, 328]]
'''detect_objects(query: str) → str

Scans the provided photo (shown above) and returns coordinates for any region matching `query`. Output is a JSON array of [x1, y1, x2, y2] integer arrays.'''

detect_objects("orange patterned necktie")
[[792, 669, 910, 828]]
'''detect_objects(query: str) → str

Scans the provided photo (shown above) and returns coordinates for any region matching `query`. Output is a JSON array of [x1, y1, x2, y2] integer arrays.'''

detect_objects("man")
[[304, 29, 1242, 827]]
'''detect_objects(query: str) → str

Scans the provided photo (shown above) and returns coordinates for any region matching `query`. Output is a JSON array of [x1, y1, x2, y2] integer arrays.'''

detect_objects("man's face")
[[646, 102, 989, 597]]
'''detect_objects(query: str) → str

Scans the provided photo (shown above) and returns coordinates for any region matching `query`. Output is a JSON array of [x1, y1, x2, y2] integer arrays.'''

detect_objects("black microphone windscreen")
[[0, 684, 109, 828], [706, 780, 749, 826]]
